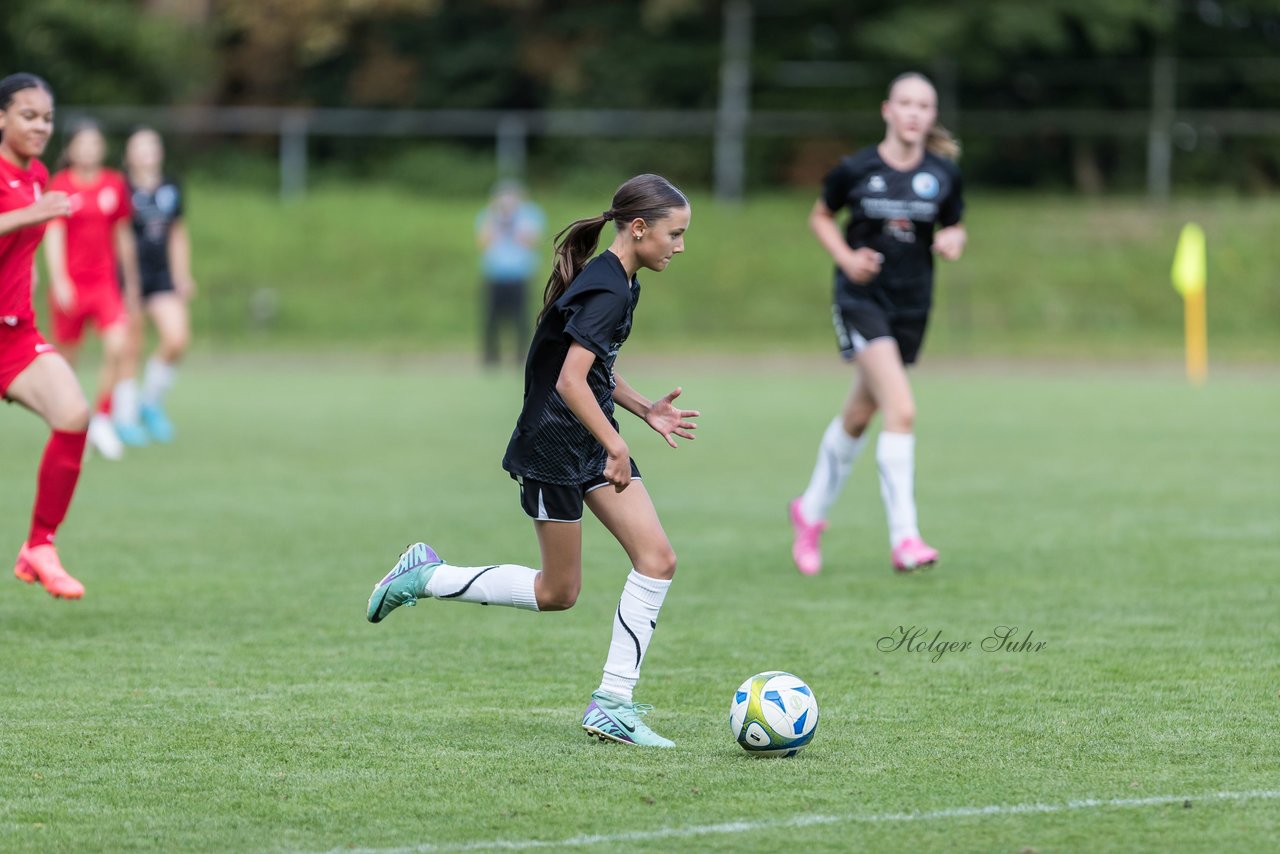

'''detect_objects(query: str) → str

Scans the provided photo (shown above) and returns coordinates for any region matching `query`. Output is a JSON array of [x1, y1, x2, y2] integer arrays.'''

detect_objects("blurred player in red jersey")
[[0, 73, 92, 599], [43, 119, 140, 460]]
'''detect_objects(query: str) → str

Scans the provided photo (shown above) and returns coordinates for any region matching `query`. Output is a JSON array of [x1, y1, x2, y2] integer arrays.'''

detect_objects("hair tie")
[[602, 211, 614, 221]]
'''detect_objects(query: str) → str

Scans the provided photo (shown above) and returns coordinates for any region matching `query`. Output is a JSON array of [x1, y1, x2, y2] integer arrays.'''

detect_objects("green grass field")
[[1, 357, 1277, 852]]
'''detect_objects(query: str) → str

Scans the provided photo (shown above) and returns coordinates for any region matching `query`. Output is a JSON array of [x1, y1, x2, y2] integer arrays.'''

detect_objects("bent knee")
[[636, 548, 677, 581], [538, 584, 581, 612], [54, 402, 91, 433]]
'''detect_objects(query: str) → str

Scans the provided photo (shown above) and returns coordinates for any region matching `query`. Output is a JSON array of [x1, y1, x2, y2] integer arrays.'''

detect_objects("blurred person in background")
[[43, 119, 140, 460], [112, 127, 194, 446], [789, 71, 967, 575], [476, 179, 544, 368], [368, 174, 697, 749], [0, 73, 90, 599]]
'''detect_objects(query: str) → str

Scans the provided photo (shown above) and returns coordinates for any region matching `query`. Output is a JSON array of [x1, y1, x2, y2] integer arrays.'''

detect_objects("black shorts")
[[831, 301, 929, 365], [514, 461, 643, 523], [140, 269, 176, 301]]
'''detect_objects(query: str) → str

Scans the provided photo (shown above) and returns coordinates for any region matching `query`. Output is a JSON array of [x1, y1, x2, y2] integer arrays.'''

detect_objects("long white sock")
[[141, 357, 177, 407], [114, 378, 140, 427], [876, 431, 919, 546], [799, 417, 867, 523], [598, 570, 671, 702], [424, 563, 540, 611]]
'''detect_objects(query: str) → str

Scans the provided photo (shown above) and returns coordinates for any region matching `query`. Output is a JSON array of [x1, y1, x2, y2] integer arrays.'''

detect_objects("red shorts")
[[50, 286, 126, 346], [0, 317, 58, 398]]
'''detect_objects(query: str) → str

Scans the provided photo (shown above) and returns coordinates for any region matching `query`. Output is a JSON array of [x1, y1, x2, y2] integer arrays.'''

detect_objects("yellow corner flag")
[[1171, 223, 1207, 385]]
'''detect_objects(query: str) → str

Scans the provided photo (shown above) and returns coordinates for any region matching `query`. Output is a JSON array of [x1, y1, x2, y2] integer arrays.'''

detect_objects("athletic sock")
[[424, 563, 540, 611], [799, 417, 867, 523], [28, 430, 88, 547], [141, 356, 177, 407], [114, 378, 140, 426], [598, 570, 671, 702], [876, 430, 919, 546], [95, 390, 112, 416]]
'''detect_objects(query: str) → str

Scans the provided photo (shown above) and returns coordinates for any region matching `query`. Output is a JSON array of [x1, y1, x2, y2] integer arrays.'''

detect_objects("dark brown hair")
[[538, 173, 689, 323], [0, 73, 54, 144], [887, 71, 961, 161]]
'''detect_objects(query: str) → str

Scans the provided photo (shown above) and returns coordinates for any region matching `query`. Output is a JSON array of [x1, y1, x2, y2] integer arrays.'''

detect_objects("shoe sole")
[[583, 725, 636, 745], [894, 558, 938, 573]]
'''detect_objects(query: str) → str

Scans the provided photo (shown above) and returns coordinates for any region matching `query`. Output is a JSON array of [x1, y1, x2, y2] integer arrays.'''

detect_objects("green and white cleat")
[[582, 691, 675, 748], [366, 542, 442, 623]]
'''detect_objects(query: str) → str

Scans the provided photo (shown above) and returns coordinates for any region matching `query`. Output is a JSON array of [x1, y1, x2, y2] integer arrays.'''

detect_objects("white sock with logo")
[[598, 570, 671, 702], [141, 357, 177, 407], [114, 378, 141, 427], [425, 563, 539, 611], [799, 417, 867, 523], [876, 431, 920, 546]]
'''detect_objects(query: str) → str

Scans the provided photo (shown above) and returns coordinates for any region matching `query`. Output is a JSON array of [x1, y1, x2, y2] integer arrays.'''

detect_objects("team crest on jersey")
[[98, 186, 120, 215], [156, 185, 179, 214], [911, 172, 939, 199], [867, 175, 887, 193]]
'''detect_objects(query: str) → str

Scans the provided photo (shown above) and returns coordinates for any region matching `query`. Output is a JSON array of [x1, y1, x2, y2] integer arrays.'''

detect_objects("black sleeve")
[[938, 168, 964, 227], [820, 158, 857, 213], [561, 284, 627, 360]]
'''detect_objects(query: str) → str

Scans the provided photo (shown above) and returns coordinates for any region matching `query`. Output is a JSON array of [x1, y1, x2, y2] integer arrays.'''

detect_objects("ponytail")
[[926, 124, 961, 161], [538, 173, 688, 324]]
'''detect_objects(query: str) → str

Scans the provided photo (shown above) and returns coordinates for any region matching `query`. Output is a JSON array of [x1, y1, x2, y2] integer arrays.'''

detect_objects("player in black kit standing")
[[366, 174, 697, 748], [789, 72, 967, 575]]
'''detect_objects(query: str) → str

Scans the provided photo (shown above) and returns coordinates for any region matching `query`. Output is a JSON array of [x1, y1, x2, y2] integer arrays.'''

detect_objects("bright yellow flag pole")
[[1171, 223, 1207, 385]]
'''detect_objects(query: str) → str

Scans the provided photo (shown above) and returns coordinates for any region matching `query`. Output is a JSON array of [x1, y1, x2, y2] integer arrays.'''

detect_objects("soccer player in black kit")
[[113, 128, 194, 446], [790, 72, 967, 575], [366, 174, 697, 748]]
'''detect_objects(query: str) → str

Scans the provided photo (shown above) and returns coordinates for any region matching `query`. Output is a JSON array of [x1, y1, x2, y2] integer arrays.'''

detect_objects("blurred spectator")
[[476, 181, 543, 367]]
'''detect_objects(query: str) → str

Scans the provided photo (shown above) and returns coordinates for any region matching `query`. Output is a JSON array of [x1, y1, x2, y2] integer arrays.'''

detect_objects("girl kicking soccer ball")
[[367, 174, 696, 748]]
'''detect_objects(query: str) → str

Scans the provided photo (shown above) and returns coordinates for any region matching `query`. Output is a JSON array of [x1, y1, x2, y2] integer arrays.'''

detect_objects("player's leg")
[[139, 293, 189, 442], [790, 304, 884, 574], [481, 281, 501, 367], [856, 337, 936, 570], [5, 351, 90, 598], [365, 477, 583, 623], [87, 316, 129, 460], [580, 478, 676, 747], [112, 307, 148, 447]]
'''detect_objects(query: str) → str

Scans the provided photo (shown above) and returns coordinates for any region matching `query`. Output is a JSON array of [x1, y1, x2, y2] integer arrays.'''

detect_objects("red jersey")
[[48, 168, 132, 294], [0, 154, 50, 323]]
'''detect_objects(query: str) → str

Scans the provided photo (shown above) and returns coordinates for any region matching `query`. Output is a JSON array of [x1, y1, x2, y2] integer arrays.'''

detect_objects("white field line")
[[315, 788, 1280, 854]]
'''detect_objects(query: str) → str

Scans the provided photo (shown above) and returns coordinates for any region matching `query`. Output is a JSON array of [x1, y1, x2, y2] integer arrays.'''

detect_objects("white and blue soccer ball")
[[730, 671, 819, 757]]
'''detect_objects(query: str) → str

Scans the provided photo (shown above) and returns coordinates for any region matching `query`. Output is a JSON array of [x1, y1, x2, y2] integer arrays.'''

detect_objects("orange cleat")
[[14, 543, 85, 599]]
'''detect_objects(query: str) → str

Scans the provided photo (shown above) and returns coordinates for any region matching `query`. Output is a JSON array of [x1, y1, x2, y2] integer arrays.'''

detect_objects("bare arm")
[[42, 221, 76, 311], [556, 342, 631, 490], [0, 191, 70, 237], [809, 199, 882, 284], [614, 372, 698, 449], [114, 218, 142, 310], [168, 219, 197, 297]]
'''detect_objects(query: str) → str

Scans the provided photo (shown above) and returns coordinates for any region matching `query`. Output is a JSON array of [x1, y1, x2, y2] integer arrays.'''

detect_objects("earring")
[[634, 235, 641, 241]]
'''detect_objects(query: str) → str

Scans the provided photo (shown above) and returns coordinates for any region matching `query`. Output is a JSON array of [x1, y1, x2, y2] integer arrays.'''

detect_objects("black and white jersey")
[[502, 250, 640, 486], [130, 179, 183, 283], [822, 146, 963, 311]]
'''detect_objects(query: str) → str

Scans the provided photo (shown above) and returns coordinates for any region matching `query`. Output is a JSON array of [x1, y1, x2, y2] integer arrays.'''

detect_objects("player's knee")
[[637, 546, 677, 581], [842, 410, 872, 437], [55, 400, 91, 433], [161, 333, 188, 362], [538, 582, 580, 612], [885, 402, 915, 433]]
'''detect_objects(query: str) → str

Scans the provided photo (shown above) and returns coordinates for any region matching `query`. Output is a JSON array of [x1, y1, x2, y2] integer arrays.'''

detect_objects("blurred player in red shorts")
[[43, 119, 140, 460], [1, 73, 92, 599]]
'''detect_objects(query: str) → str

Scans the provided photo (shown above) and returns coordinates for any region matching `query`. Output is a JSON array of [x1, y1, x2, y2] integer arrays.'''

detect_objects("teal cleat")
[[141, 404, 175, 443], [114, 421, 150, 447], [366, 542, 443, 623], [582, 691, 675, 748]]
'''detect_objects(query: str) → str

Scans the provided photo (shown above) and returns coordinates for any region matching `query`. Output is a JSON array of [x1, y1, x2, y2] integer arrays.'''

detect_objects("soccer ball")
[[730, 671, 819, 757]]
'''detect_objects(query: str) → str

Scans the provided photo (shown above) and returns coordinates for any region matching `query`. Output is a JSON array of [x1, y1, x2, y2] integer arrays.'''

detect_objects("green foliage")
[[1, 0, 210, 105], [1, 363, 1278, 850]]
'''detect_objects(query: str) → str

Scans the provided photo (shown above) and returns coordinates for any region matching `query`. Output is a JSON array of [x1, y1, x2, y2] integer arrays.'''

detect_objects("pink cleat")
[[789, 498, 827, 576], [891, 536, 939, 572], [14, 544, 85, 599]]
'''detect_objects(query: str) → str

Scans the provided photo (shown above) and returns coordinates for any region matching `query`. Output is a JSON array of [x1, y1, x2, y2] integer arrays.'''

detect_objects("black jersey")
[[502, 250, 640, 486], [822, 147, 963, 311], [129, 179, 183, 282]]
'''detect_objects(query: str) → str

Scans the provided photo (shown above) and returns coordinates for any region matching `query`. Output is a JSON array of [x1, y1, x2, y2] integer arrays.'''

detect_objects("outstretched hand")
[[645, 387, 699, 448]]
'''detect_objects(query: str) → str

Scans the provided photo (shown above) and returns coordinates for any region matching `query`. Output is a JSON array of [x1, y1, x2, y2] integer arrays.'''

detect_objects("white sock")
[[424, 563, 540, 611], [141, 357, 177, 407], [876, 431, 919, 546], [598, 570, 671, 702], [114, 379, 140, 426], [799, 417, 867, 523]]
